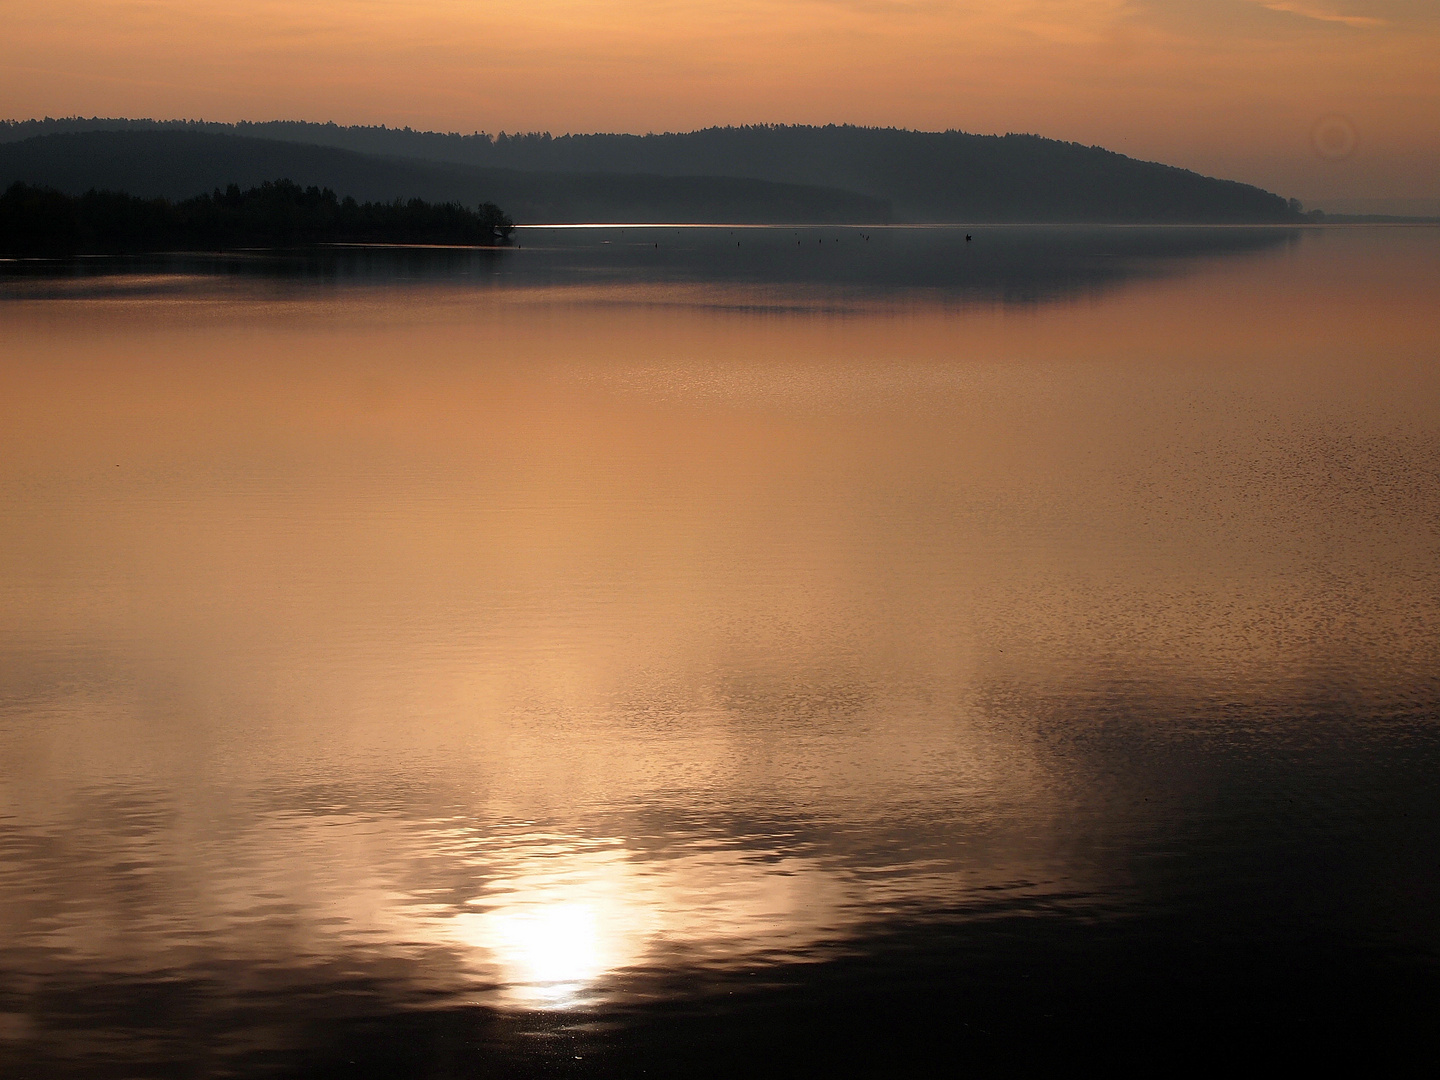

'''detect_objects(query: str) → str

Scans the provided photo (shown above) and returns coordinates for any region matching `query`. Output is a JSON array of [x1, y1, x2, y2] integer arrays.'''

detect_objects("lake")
[[2, 225, 1438, 1075]]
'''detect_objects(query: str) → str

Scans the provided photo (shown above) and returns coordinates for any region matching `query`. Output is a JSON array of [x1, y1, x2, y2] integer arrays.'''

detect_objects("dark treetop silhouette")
[[0, 179, 514, 254]]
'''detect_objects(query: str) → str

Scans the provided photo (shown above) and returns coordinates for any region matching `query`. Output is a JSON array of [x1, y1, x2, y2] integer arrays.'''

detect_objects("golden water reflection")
[[448, 834, 850, 1008], [1, 227, 1438, 1034]]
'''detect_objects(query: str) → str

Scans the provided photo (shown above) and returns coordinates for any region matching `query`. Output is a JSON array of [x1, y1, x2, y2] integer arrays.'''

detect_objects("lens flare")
[[1311, 115, 1358, 160]]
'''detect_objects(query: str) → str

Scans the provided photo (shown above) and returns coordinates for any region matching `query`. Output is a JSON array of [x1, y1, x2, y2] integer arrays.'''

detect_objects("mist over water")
[[2, 226, 1438, 1075]]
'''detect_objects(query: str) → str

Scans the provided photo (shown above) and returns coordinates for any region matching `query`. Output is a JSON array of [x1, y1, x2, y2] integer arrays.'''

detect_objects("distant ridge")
[[0, 119, 1302, 223]]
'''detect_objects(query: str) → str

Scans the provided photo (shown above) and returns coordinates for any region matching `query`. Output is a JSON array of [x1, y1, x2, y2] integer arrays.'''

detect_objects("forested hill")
[[228, 122, 1295, 223], [0, 120, 1301, 223]]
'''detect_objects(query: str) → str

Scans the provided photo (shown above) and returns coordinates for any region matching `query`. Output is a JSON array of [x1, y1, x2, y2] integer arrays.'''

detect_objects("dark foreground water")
[[2, 225, 1439, 1076]]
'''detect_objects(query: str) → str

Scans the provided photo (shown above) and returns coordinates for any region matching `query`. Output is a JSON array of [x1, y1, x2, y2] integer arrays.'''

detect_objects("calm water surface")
[[2, 226, 1439, 1075]]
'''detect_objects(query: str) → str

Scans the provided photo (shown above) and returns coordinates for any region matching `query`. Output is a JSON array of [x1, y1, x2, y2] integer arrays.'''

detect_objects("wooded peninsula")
[[0, 179, 514, 254]]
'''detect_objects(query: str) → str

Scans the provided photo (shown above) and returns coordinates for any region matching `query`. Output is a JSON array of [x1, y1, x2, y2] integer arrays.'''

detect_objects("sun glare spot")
[[483, 902, 605, 1005], [447, 837, 851, 1010], [449, 845, 651, 1009]]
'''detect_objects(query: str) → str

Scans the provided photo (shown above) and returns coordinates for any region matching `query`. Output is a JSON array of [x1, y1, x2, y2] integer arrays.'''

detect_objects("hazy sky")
[[4, 1, 1437, 208]]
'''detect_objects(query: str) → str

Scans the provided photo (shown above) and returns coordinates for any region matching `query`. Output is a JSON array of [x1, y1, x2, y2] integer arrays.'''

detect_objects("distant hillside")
[[0, 131, 890, 225], [0, 119, 1301, 223]]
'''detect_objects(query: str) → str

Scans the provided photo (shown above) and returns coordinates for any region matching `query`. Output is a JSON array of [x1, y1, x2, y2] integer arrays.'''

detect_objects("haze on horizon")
[[4, 1, 1438, 214]]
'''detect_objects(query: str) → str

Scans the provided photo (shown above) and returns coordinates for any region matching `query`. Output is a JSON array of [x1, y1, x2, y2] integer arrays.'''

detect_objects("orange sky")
[[3, 1, 1438, 209]]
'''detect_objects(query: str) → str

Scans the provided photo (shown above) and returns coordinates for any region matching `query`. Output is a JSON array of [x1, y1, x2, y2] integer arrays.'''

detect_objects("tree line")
[[0, 179, 513, 254]]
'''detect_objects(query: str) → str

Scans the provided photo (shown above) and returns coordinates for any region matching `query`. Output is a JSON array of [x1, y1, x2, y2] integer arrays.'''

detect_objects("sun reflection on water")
[[472, 901, 606, 1006], [452, 846, 652, 1008], [448, 836, 853, 1008]]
